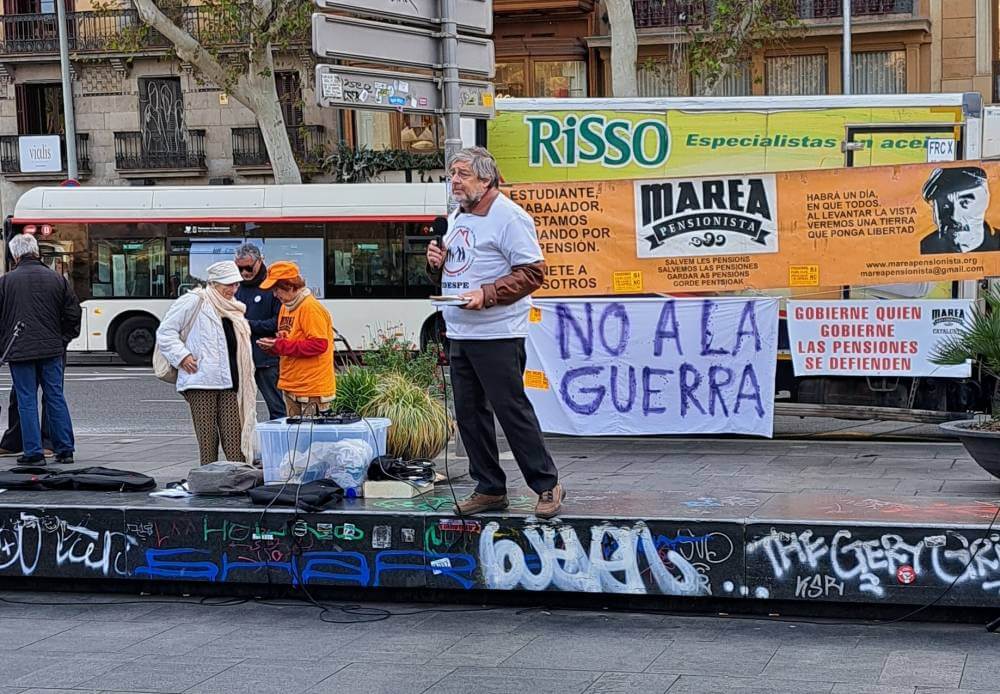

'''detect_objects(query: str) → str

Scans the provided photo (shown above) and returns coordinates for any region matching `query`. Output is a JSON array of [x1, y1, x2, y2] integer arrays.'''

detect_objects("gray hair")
[[235, 243, 262, 262], [449, 146, 501, 189], [8, 233, 39, 260]]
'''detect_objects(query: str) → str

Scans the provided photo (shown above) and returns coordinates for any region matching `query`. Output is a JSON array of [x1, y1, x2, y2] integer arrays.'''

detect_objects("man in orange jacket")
[[256, 261, 335, 417]]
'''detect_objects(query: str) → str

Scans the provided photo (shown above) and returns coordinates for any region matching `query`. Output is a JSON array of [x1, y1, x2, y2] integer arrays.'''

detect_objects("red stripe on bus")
[[11, 215, 439, 224]]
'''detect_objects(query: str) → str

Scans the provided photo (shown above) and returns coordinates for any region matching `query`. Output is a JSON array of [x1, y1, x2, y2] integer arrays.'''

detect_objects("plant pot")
[[939, 420, 1000, 479]]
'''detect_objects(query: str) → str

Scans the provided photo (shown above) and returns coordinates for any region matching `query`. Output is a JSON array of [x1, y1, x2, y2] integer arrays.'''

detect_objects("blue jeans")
[[9, 356, 74, 457]]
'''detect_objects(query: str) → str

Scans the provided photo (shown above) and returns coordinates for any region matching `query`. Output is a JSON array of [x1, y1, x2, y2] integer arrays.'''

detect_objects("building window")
[[496, 58, 586, 98], [275, 71, 303, 128], [15, 82, 63, 135], [852, 50, 906, 94], [533, 61, 587, 97], [355, 111, 442, 153], [637, 51, 691, 97], [496, 62, 527, 98], [693, 64, 753, 97], [138, 77, 186, 157], [3, 0, 68, 12], [766, 54, 828, 95]]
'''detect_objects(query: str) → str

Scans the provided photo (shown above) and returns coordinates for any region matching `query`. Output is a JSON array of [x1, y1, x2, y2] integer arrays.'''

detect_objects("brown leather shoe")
[[535, 484, 565, 519], [455, 492, 508, 515]]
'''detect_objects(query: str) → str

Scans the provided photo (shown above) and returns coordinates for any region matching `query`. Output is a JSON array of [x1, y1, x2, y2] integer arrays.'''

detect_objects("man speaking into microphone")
[[427, 146, 563, 519]]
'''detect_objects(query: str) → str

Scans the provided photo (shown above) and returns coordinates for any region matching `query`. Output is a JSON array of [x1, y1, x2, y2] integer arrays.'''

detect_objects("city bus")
[[7, 183, 448, 364]]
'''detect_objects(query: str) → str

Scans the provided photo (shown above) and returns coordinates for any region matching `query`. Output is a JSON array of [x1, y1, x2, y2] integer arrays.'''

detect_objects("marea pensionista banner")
[[508, 161, 1000, 297]]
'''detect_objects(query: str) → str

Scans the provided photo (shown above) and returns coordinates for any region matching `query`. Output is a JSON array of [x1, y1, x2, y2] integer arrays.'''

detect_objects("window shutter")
[[15, 83, 28, 135]]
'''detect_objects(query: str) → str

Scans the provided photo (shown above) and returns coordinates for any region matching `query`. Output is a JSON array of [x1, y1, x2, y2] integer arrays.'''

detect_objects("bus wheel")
[[420, 314, 449, 364], [114, 316, 158, 365]]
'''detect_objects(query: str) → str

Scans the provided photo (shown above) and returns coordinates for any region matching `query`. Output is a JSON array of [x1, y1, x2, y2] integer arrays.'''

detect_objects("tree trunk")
[[249, 74, 301, 185], [605, 0, 638, 97], [132, 0, 302, 184]]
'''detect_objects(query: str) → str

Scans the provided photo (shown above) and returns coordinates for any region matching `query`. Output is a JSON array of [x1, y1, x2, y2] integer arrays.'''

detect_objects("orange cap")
[[259, 260, 302, 289]]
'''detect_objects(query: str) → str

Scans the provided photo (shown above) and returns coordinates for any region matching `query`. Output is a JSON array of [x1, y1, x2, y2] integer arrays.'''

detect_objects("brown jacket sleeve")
[[480, 261, 546, 308]]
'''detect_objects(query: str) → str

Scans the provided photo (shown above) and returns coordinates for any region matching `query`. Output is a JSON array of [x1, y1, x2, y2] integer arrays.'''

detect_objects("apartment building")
[[0, 0, 997, 221], [583, 0, 994, 99]]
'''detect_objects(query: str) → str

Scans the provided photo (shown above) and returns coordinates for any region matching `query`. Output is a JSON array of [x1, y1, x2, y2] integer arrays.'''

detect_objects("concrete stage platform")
[[1, 430, 1000, 611]]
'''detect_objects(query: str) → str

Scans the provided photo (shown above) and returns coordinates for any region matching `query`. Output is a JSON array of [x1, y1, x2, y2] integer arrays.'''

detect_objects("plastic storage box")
[[257, 418, 391, 497]]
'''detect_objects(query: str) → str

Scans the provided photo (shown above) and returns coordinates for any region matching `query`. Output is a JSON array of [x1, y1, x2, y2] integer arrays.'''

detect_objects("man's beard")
[[454, 189, 483, 207]]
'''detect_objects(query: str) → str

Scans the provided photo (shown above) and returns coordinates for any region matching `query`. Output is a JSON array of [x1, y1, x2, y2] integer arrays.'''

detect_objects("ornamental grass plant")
[[335, 330, 452, 459]]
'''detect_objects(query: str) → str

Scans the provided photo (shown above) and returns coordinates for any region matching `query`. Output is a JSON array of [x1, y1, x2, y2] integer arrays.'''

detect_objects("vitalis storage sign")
[[635, 175, 779, 258]]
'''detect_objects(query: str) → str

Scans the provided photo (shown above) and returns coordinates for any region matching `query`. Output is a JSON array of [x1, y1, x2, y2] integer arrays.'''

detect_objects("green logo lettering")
[[524, 114, 670, 168]]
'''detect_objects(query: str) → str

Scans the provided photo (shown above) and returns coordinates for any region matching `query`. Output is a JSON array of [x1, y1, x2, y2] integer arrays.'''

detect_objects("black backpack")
[[247, 479, 344, 512]]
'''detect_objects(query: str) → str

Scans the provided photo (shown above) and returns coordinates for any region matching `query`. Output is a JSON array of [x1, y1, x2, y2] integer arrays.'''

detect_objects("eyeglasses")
[[236, 262, 257, 273]]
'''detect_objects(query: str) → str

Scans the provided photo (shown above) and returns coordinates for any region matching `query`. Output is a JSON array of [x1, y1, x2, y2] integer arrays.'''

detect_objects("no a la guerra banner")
[[524, 297, 779, 438], [508, 160, 1000, 297], [787, 300, 973, 378]]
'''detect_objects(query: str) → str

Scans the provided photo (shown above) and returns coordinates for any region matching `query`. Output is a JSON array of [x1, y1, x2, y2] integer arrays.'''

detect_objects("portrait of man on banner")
[[919, 166, 1000, 254]]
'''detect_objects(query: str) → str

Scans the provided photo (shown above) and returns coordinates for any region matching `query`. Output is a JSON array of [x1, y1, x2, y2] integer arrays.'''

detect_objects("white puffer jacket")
[[155, 291, 234, 392]]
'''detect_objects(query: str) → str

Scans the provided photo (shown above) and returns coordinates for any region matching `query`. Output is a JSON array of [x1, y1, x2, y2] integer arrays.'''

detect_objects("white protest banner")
[[787, 299, 973, 378], [524, 297, 780, 438]]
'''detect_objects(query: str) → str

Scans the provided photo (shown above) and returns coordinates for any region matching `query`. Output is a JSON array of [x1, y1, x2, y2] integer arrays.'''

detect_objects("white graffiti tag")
[[749, 527, 1000, 598], [0, 513, 136, 577], [479, 521, 709, 595]]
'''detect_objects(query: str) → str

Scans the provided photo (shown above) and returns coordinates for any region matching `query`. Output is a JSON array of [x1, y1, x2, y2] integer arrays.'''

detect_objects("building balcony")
[[0, 133, 90, 180], [114, 130, 206, 177], [231, 125, 327, 171], [494, 0, 595, 14], [0, 6, 250, 58], [632, 0, 915, 29]]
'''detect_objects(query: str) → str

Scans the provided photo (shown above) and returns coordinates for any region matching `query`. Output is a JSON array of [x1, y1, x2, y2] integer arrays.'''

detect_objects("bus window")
[[326, 222, 404, 298], [261, 237, 325, 297], [90, 238, 167, 298]]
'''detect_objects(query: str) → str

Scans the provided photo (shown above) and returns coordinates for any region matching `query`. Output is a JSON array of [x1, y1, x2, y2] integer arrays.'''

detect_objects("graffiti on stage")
[[748, 526, 1000, 599], [0, 512, 136, 577], [132, 547, 478, 588], [479, 521, 717, 595]]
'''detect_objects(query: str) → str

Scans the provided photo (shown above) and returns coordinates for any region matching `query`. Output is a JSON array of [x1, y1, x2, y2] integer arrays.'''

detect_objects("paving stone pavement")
[[0, 592, 994, 693], [53, 432, 1000, 501]]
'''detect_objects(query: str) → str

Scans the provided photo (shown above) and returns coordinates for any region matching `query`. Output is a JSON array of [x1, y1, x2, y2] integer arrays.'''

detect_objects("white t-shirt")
[[440, 192, 544, 340]]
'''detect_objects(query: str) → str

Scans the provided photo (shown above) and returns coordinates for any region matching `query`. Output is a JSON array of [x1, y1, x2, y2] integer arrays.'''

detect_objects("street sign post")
[[312, 0, 494, 209], [311, 14, 495, 78], [314, 0, 492, 35], [315, 65, 495, 118]]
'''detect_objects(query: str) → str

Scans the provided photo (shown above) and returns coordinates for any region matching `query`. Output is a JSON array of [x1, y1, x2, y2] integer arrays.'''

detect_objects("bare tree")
[[117, 0, 311, 184]]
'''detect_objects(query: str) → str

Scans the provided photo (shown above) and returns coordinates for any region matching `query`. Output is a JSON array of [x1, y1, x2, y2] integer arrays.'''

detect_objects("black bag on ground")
[[247, 479, 344, 512], [8, 466, 156, 492], [0, 468, 49, 489]]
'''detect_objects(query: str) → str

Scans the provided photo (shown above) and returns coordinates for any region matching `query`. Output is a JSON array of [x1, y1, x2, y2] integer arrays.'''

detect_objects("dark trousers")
[[254, 366, 286, 421], [1, 385, 52, 452], [450, 338, 558, 496], [9, 356, 74, 457]]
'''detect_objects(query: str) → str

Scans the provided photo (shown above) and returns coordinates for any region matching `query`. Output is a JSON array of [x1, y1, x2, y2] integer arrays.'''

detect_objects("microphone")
[[431, 216, 449, 250]]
